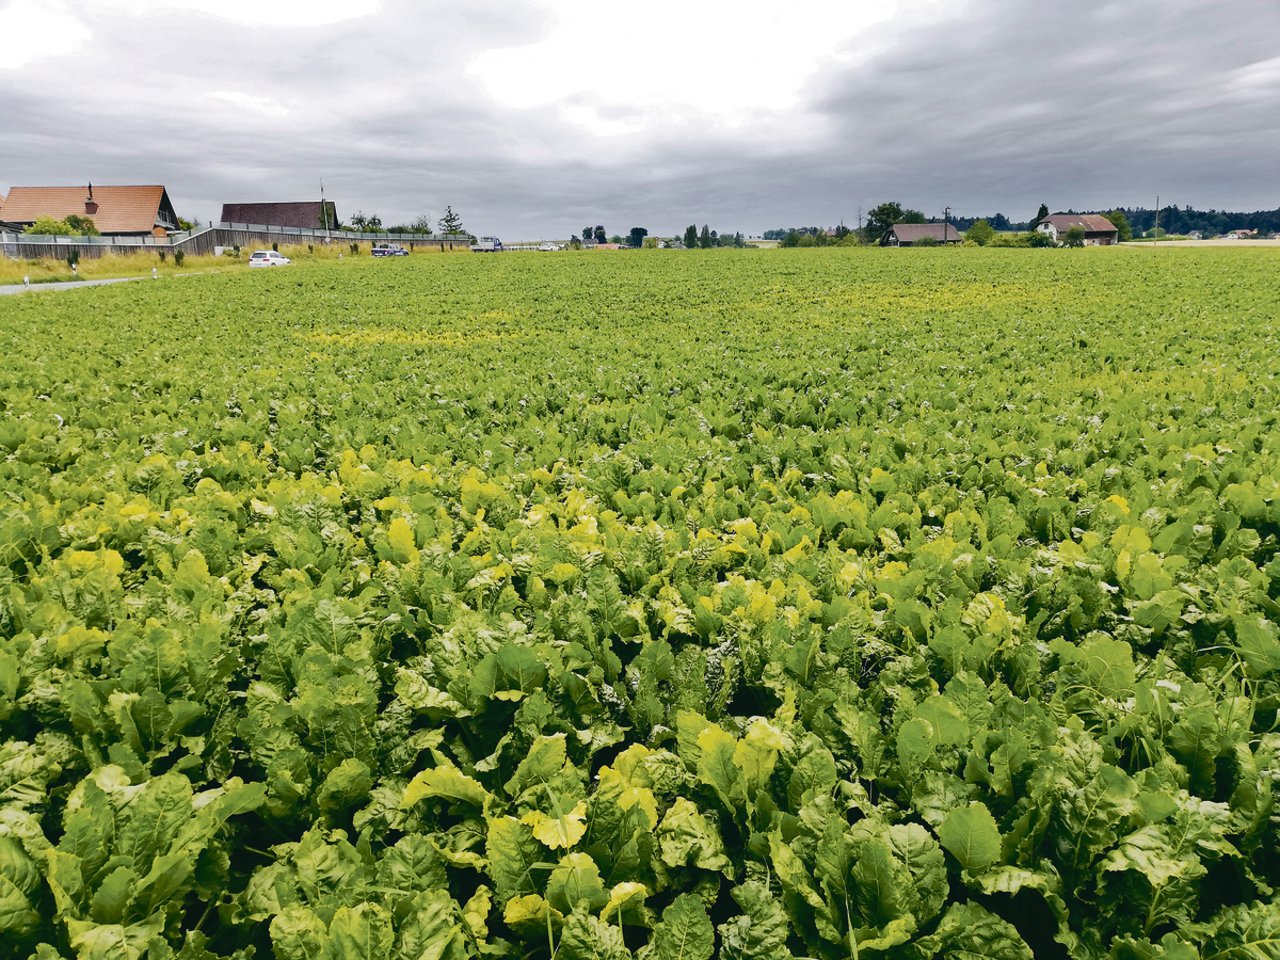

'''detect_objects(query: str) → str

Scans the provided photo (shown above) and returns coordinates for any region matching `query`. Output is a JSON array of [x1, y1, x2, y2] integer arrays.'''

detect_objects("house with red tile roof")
[[0, 184, 179, 236], [1034, 213, 1119, 246]]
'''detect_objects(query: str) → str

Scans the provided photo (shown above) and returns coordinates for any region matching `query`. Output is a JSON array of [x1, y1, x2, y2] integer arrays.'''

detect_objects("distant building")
[[885, 223, 963, 246], [220, 201, 338, 230], [1187, 230, 1203, 240], [0, 184, 179, 236], [1035, 214, 1119, 245]]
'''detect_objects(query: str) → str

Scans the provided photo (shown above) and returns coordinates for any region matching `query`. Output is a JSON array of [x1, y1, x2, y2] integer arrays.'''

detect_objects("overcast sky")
[[2, 0, 1277, 238]]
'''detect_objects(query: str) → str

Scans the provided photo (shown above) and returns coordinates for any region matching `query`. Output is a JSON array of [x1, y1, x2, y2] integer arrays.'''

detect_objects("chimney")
[[85, 182, 98, 215]]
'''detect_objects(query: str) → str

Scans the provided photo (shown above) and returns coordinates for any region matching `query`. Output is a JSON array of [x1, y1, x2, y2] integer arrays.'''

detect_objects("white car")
[[248, 250, 291, 268]]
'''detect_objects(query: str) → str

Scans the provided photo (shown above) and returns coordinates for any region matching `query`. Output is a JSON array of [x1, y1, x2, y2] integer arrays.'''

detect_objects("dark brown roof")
[[1040, 214, 1118, 233], [889, 223, 963, 243], [221, 201, 338, 229], [0, 185, 176, 234]]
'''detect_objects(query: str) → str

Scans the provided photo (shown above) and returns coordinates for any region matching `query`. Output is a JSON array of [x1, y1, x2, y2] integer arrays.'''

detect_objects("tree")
[[1026, 229, 1056, 247], [683, 224, 698, 248], [65, 214, 101, 235], [1034, 203, 1049, 225], [413, 214, 433, 234], [1063, 226, 1086, 247], [349, 212, 369, 231], [438, 206, 464, 235], [698, 225, 712, 249], [628, 227, 648, 248], [609, 235, 624, 245], [864, 202, 924, 245], [641, 236, 659, 249], [1104, 210, 1133, 242], [594, 225, 607, 245], [583, 227, 593, 243], [966, 219, 995, 246], [366, 214, 383, 231]]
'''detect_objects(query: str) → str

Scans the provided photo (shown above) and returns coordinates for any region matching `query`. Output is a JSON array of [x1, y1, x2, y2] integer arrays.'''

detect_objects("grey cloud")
[[1, 0, 1276, 237]]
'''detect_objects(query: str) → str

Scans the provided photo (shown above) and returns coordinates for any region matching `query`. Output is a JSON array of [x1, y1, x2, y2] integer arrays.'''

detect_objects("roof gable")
[[221, 201, 338, 230], [1041, 213, 1118, 233], [0, 185, 175, 233], [889, 222, 963, 242]]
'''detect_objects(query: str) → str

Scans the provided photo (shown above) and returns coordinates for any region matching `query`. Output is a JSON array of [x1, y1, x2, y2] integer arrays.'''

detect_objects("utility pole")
[[856, 206, 863, 236], [944, 206, 951, 244], [321, 179, 330, 238], [1153, 194, 1159, 248]]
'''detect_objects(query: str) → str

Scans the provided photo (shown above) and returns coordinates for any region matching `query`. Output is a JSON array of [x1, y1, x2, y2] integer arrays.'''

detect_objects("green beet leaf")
[[938, 801, 1002, 873]]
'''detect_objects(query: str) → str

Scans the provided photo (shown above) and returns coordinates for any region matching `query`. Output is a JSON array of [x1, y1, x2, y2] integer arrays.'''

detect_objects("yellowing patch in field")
[[305, 329, 507, 348]]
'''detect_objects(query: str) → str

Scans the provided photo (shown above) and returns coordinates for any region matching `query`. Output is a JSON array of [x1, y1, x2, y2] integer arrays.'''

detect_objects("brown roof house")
[[1, 184, 180, 236], [220, 201, 338, 230], [885, 223, 963, 246], [1035, 214, 1119, 246]]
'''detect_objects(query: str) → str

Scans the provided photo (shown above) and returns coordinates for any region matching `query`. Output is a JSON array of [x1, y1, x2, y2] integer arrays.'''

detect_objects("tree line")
[[564, 225, 747, 248]]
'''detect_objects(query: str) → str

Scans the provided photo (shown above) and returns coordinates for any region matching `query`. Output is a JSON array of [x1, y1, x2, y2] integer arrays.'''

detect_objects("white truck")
[[470, 236, 503, 253]]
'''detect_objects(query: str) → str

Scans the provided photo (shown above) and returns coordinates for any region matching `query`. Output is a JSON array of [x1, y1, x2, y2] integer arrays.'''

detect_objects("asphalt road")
[[0, 276, 147, 296]]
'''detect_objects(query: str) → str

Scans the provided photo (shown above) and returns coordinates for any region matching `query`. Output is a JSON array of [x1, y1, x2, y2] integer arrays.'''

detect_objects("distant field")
[[0, 239, 465, 286], [2, 248, 1278, 958], [1124, 237, 1280, 247]]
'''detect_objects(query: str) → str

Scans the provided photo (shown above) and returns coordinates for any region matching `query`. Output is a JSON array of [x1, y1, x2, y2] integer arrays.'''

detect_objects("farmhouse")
[[0, 184, 180, 236], [1035, 214, 1119, 246], [220, 201, 338, 230], [885, 223, 963, 246]]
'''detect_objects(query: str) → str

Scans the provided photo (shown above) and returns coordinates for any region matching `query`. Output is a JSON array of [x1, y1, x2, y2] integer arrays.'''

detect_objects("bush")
[[24, 216, 77, 236], [158, 250, 167, 262], [967, 220, 995, 246], [1026, 230, 1057, 248], [66, 250, 80, 268], [173, 250, 185, 267], [914, 236, 940, 247]]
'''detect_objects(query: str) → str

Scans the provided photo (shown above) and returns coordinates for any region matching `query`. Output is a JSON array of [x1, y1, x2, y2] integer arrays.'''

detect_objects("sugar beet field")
[[1, 248, 1279, 959]]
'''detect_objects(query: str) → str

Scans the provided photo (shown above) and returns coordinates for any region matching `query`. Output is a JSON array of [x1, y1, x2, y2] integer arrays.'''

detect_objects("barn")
[[220, 201, 339, 230], [1035, 214, 1120, 246], [885, 223, 964, 246]]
